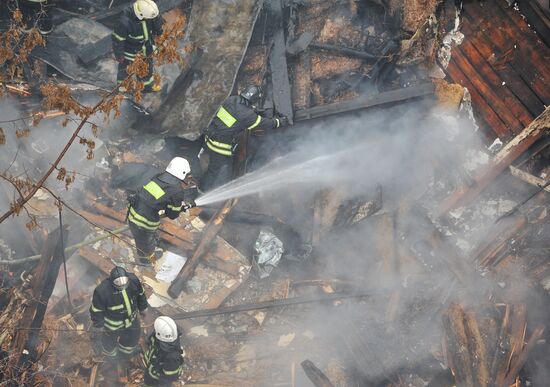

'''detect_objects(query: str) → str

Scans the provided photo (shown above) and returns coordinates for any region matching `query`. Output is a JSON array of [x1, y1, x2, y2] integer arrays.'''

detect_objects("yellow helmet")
[[133, 0, 159, 20]]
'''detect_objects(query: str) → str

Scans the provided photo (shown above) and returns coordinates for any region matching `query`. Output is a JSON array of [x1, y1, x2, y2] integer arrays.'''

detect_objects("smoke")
[[197, 102, 472, 208], [197, 101, 550, 385]]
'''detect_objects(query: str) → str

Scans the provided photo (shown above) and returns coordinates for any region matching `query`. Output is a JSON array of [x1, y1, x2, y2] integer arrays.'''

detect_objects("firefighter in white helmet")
[[127, 157, 195, 265], [143, 316, 184, 386], [112, 0, 162, 92]]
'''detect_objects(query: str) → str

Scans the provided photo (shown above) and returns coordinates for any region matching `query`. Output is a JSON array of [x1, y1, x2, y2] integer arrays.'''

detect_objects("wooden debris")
[[168, 199, 238, 298], [89, 362, 99, 387], [294, 83, 434, 121], [443, 303, 475, 386], [433, 79, 465, 111], [509, 166, 550, 192], [471, 214, 528, 267], [463, 311, 489, 387], [438, 106, 550, 215], [267, 0, 294, 123], [502, 325, 545, 386], [8, 226, 68, 372], [491, 305, 511, 386], [301, 360, 335, 387]]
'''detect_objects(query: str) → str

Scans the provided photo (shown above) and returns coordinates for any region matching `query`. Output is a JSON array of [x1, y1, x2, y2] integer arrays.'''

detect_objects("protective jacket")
[[144, 334, 184, 384], [128, 172, 186, 231], [112, 6, 162, 62], [90, 273, 147, 331], [205, 96, 281, 157]]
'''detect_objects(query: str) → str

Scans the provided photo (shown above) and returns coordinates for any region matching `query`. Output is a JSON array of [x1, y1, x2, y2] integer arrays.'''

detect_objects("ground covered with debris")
[[1, 0, 550, 386]]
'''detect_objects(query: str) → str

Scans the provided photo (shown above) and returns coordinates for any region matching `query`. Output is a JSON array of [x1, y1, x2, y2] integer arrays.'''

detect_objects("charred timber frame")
[[7, 226, 68, 374]]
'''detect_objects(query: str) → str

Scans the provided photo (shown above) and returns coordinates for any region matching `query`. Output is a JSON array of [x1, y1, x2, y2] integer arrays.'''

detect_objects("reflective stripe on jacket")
[[204, 96, 280, 156], [89, 274, 147, 330], [112, 6, 161, 59], [144, 334, 184, 383], [128, 172, 187, 231]]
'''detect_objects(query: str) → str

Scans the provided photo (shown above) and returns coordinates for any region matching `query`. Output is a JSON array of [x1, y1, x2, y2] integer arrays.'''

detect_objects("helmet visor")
[[113, 276, 129, 290]]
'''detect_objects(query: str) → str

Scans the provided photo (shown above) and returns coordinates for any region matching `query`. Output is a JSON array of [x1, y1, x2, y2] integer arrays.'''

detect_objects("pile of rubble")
[[0, 0, 549, 386]]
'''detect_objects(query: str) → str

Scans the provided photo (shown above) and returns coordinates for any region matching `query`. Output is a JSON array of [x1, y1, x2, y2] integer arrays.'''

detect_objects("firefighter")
[[127, 157, 195, 265], [143, 316, 184, 386], [19, 0, 52, 35], [198, 85, 289, 192], [89, 266, 148, 359], [112, 0, 162, 92]]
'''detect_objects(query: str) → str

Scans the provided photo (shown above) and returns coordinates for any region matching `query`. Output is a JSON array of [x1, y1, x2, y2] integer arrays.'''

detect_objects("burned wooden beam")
[[463, 311, 490, 387], [509, 165, 550, 192], [168, 198, 238, 298], [490, 305, 511, 386], [438, 106, 550, 216], [294, 83, 434, 122], [443, 303, 475, 387], [502, 325, 545, 386], [301, 360, 335, 387], [8, 226, 68, 372], [471, 213, 528, 267], [267, 0, 294, 123]]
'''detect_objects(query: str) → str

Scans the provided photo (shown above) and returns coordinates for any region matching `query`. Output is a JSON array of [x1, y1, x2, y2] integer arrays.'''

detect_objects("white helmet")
[[154, 316, 178, 343], [133, 0, 159, 20], [165, 157, 191, 181]]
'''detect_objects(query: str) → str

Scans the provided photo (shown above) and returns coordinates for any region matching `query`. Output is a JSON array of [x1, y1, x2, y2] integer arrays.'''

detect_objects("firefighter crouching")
[[112, 0, 162, 92], [198, 85, 289, 192], [143, 316, 184, 386], [127, 157, 195, 265], [89, 266, 148, 359]]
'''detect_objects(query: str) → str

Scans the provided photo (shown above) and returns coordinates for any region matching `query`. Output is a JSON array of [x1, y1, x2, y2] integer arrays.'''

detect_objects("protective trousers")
[[101, 319, 140, 357], [129, 221, 158, 263], [117, 56, 155, 92], [144, 375, 173, 387], [199, 148, 232, 192]]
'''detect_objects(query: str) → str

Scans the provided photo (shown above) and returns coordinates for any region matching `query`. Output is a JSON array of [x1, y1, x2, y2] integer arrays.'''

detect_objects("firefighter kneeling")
[[143, 316, 184, 386], [89, 267, 148, 359]]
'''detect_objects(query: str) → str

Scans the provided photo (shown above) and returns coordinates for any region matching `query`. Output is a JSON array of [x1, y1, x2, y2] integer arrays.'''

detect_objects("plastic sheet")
[[253, 228, 284, 278]]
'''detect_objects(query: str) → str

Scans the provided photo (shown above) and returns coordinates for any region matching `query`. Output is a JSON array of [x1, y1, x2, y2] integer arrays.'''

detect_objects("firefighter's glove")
[[116, 56, 125, 64], [276, 116, 289, 128], [183, 200, 196, 211]]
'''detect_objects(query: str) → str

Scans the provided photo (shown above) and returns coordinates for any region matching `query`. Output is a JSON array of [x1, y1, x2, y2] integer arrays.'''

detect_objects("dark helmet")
[[110, 266, 129, 290], [240, 85, 262, 105]]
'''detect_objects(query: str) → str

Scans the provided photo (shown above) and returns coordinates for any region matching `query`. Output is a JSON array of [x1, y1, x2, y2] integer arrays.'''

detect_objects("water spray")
[[195, 146, 366, 207]]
